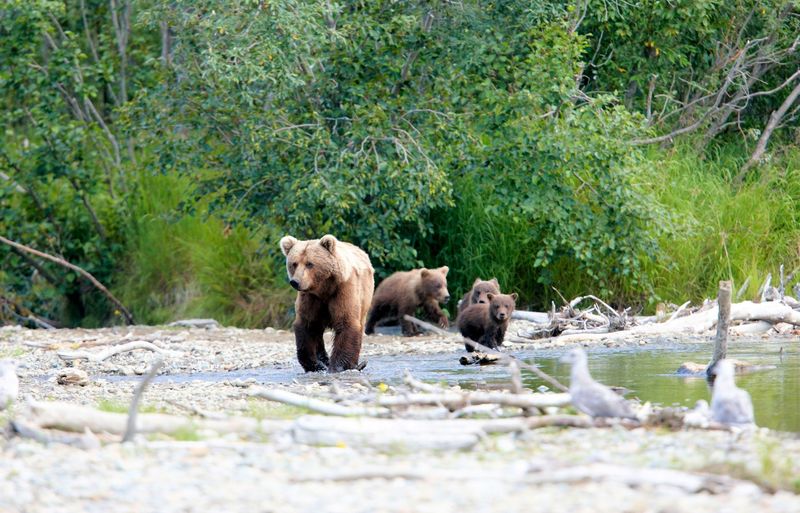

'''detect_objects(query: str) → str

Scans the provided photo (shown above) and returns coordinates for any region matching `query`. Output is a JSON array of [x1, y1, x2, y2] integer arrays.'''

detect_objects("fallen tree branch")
[[26, 400, 283, 437], [0, 235, 134, 324], [402, 315, 451, 336], [57, 341, 176, 362], [511, 310, 550, 323], [462, 337, 569, 392], [122, 358, 164, 443], [10, 419, 101, 450], [250, 388, 390, 417], [365, 390, 571, 410]]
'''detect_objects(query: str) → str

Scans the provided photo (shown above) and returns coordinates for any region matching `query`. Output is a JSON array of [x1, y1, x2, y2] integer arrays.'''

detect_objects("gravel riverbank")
[[1, 324, 798, 513]]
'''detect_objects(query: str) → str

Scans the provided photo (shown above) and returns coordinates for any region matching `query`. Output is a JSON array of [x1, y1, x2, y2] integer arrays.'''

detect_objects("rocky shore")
[[1, 324, 798, 513]]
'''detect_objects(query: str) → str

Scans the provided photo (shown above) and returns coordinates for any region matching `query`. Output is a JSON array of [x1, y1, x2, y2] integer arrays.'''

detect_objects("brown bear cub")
[[280, 235, 374, 373], [458, 292, 518, 352], [365, 267, 450, 337], [457, 277, 501, 317]]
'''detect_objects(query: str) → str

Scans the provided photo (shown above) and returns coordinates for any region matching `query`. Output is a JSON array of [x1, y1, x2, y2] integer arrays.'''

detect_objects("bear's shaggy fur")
[[457, 277, 501, 317], [280, 234, 374, 372], [365, 267, 450, 336], [458, 292, 518, 351]]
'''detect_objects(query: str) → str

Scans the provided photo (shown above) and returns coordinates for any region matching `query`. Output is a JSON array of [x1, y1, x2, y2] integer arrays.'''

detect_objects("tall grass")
[[421, 179, 596, 310], [116, 172, 294, 327], [647, 144, 800, 305]]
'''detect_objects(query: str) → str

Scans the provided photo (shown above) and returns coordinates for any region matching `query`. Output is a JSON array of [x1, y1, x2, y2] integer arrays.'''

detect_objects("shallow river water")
[[128, 337, 799, 432]]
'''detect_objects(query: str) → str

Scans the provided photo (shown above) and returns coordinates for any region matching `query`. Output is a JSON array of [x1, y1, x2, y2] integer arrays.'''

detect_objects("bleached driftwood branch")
[[57, 341, 178, 362], [250, 388, 390, 417], [517, 298, 800, 343], [122, 359, 164, 442], [253, 386, 569, 413], [402, 314, 451, 336], [26, 400, 284, 437]]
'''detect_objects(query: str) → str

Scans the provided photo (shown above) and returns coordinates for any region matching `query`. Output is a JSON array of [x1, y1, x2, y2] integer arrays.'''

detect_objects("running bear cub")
[[365, 267, 450, 336], [457, 277, 501, 316], [458, 292, 518, 351]]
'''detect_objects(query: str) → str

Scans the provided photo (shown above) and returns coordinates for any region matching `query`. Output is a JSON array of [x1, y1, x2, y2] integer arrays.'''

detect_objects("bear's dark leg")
[[293, 294, 330, 372], [329, 323, 362, 372], [364, 304, 385, 335], [495, 323, 508, 348], [294, 322, 327, 372], [398, 303, 419, 336], [479, 326, 499, 350], [422, 299, 449, 328]]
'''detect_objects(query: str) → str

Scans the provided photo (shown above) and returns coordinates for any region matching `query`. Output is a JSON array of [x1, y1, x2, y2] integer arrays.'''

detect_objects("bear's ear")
[[510, 293, 518, 301], [490, 278, 499, 287], [472, 278, 481, 287], [438, 266, 449, 276], [420, 268, 430, 278], [486, 293, 495, 301], [319, 234, 337, 253], [280, 236, 298, 256]]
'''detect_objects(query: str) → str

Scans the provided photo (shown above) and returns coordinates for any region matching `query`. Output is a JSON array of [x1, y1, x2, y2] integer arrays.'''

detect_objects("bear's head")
[[469, 278, 500, 306], [420, 266, 450, 303], [487, 292, 517, 322], [280, 234, 344, 297]]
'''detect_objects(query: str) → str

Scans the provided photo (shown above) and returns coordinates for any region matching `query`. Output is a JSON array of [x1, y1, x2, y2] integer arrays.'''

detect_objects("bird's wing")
[[712, 389, 754, 425], [573, 382, 636, 419]]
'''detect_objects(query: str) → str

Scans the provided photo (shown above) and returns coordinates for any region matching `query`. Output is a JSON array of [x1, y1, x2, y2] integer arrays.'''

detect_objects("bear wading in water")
[[365, 267, 450, 336], [458, 292, 517, 351], [457, 277, 501, 318], [280, 235, 374, 372]]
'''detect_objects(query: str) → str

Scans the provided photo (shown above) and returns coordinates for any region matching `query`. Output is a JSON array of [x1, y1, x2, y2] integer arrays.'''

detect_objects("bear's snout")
[[289, 278, 301, 290], [443, 294, 451, 303], [496, 312, 507, 320]]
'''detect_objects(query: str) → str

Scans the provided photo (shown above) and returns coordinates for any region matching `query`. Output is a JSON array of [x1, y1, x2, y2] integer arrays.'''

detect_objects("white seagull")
[[710, 359, 755, 427], [559, 347, 637, 419]]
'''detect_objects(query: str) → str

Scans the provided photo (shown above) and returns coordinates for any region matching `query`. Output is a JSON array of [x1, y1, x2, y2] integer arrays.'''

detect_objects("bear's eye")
[[291, 263, 298, 270], [306, 262, 314, 269]]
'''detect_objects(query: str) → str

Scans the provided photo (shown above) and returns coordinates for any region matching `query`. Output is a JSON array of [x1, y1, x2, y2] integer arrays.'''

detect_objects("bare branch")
[[737, 78, 800, 180], [0, 235, 134, 324]]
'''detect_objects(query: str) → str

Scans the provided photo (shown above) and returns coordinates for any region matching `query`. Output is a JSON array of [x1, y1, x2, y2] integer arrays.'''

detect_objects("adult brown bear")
[[365, 267, 450, 336], [280, 235, 374, 372]]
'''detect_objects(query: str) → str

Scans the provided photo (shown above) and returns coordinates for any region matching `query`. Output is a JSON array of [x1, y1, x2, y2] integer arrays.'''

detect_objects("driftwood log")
[[253, 386, 570, 413], [26, 401, 283, 437]]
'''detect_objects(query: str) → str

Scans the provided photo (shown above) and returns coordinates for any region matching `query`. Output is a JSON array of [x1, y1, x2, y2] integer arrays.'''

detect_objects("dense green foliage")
[[2, 0, 799, 327]]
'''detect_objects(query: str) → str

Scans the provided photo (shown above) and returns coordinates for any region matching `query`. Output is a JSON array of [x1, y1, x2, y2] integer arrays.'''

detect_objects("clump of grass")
[[97, 399, 129, 413], [245, 398, 311, 420], [645, 143, 800, 305], [421, 178, 554, 310], [0, 347, 26, 358], [171, 425, 201, 442], [116, 172, 294, 328]]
